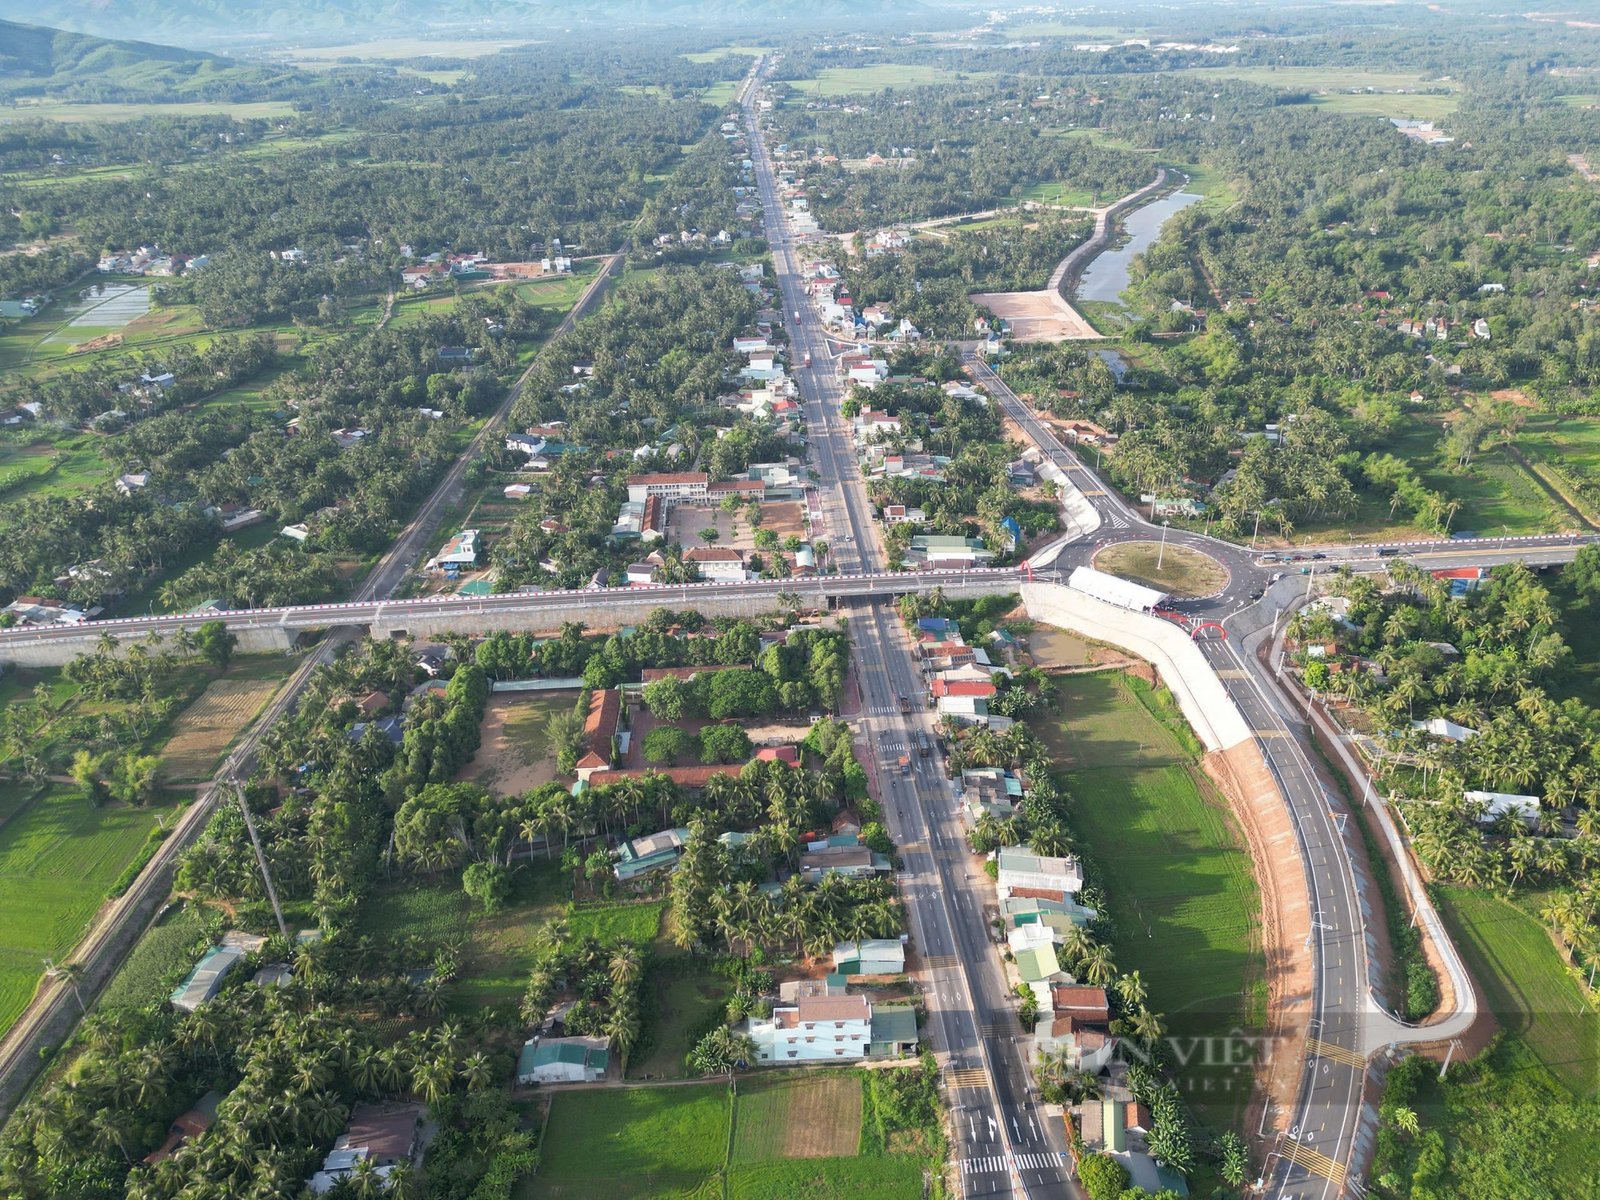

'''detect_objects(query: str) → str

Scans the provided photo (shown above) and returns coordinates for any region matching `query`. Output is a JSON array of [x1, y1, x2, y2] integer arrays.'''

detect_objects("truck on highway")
[[915, 733, 929, 759], [793, 309, 801, 323], [803, 351, 811, 368], [898, 754, 911, 777], [897, 694, 911, 714]]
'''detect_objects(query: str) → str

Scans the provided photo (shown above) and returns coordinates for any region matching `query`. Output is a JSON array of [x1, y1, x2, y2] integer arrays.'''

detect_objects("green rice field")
[[1035, 670, 1262, 1130], [1436, 886, 1599, 1094], [0, 788, 183, 1034]]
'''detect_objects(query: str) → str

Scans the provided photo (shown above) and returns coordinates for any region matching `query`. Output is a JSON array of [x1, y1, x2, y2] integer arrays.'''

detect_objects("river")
[[1074, 188, 1201, 305]]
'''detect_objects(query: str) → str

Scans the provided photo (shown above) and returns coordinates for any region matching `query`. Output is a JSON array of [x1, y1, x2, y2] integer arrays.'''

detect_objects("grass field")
[[727, 1157, 923, 1199], [683, 45, 773, 63], [0, 788, 183, 1034], [1036, 671, 1261, 1130], [534, 1084, 730, 1199], [358, 862, 568, 1008], [0, 100, 297, 124], [1092, 540, 1228, 598], [631, 967, 738, 1079], [784, 65, 994, 98], [731, 1074, 862, 1162], [697, 81, 741, 108], [1177, 67, 1461, 120], [531, 1074, 924, 1200], [1017, 181, 1098, 207], [1436, 886, 1599, 1094], [159, 675, 282, 781], [568, 901, 666, 945]]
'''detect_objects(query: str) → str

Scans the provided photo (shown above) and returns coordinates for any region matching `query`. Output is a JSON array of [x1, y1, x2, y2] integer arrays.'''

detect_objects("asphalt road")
[[962, 354, 1387, 1198], [746, 67, 1072, 1197]]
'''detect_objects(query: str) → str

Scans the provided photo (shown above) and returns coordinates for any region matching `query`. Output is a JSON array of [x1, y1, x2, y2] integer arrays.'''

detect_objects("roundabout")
[[1091, 539, 1230, 599]]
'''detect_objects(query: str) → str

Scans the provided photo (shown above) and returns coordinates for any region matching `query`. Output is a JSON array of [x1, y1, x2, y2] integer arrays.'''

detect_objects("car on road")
[[1311, 552, 1329, 561], [1378, 547, 1402, 557], [1249, 587, 1265, 600]]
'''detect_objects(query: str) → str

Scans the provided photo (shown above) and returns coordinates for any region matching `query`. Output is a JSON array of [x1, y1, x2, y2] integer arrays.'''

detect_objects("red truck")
[[898, 755, 911, 777]]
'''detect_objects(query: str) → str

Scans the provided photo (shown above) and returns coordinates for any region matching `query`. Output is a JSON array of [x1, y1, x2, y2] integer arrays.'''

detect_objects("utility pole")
[[234, 780, 289, 938]]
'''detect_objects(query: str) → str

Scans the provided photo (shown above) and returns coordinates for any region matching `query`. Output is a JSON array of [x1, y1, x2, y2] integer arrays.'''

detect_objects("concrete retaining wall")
[[0, 623, 298, 669], [1020, 580, 1253, 751]]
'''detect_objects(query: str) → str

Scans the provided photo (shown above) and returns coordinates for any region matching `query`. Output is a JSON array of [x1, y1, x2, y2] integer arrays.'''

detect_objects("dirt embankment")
[[1203, 742, 1314, 1152]]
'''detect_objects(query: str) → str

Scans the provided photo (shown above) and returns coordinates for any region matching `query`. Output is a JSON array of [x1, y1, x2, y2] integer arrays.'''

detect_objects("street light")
[[1156, 519, 1170, 570]]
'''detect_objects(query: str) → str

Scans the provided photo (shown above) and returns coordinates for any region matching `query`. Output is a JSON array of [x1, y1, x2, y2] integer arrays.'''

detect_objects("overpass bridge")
[[0, 568, 1021, 667]]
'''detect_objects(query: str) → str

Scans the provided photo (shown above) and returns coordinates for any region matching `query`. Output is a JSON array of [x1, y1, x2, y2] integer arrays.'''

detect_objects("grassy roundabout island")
[[1092, 539, 1229, 598]]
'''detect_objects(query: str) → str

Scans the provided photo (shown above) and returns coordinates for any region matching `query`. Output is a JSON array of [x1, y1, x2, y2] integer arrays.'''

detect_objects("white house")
[[685, 546, 747, 582], [748, 993, 871, 1063], [430, 529, 479, 570], [1464, 790, 1540, 828]]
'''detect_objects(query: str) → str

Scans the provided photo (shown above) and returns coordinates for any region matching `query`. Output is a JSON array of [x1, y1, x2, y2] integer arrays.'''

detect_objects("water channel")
[[1074, 187, 1201, 305]]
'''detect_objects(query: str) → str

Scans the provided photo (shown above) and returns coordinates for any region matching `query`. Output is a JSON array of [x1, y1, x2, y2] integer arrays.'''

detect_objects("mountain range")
[[0, 0, 943, 48]]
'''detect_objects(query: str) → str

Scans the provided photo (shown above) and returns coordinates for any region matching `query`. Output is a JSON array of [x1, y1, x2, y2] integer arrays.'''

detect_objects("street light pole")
[[1157, 519, 1170, 570], [1251, 510, 1263, 551]]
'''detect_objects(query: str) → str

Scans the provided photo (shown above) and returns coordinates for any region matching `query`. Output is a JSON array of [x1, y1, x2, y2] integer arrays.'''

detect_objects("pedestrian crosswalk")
[[960, 1152, 1067, 1175], [979, 1021, 1014, 1039], [922, 954, 957, 969], [945, 1067, 990, 1090]]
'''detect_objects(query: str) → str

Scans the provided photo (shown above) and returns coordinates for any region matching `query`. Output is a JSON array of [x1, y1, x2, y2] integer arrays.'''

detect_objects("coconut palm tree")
[[460, 1051, 494, 1091], [608, 945, 642, 993], [1080, 942, 1117, 986]]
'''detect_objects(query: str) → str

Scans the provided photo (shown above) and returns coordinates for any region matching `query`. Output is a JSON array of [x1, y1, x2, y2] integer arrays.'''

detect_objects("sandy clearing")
[[971, 289, 1101, 341]]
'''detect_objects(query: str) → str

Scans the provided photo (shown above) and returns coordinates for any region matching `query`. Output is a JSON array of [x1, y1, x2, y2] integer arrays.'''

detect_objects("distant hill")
[[0, 1, 936, 48], [0, 17, 218, 84]]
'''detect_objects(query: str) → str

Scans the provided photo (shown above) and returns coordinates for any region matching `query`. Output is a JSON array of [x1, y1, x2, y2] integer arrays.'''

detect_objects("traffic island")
[[1092, 539, 1228, 599]]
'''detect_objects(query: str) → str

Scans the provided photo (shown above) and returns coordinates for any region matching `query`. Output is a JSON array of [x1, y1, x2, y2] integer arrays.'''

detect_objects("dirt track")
[[1204, 742, 1314, 1152]]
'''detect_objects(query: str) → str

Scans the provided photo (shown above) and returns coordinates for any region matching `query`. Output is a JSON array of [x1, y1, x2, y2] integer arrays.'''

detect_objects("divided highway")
[[747, 67, 1073, 1197]]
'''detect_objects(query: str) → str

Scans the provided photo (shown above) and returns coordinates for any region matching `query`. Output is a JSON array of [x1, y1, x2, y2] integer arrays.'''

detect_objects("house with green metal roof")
[[170, 945, 245, 1012], [832, 938, 906, 976], [1013, 944, 1061, 984], [868, 1005, 919, 1058], [613, 827, 690, 881], [516, 1036, 610, 1084]]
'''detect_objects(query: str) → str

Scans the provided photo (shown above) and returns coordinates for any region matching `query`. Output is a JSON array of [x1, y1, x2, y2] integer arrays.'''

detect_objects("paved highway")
[[747, 66, 1072, 1196], [961, 352, 1505, 1198]]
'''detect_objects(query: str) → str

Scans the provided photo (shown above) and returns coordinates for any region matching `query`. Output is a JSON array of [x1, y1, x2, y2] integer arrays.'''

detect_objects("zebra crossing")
[[960, 1152, 1068, 1175]]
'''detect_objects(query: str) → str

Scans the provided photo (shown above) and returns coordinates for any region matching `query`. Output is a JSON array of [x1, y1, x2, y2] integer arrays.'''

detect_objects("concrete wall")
[[0, 623, 298, 669], [1020, 580, 1252, 751]]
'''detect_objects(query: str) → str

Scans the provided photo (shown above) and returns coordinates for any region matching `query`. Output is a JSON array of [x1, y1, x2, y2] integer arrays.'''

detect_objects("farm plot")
[[159, 676, 282, 781], [0, 788, 181, 1035], [1437, 886, 1600, 1094], [732, 1073, 862, 1162]]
